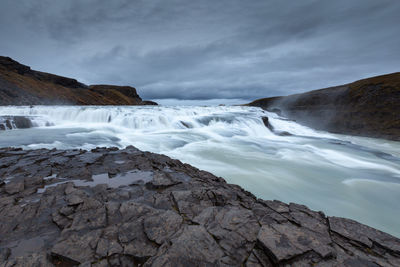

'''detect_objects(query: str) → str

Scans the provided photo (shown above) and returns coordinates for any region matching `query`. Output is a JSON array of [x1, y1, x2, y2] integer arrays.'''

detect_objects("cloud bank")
[[1, 0, 399, 100]]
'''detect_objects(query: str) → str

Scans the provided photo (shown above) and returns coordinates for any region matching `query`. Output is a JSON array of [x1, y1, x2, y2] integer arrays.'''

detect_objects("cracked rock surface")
[[0, 146, 399, 266]]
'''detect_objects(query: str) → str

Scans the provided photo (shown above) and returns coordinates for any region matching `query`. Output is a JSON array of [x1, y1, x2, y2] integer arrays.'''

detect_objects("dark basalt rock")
[[261, 116, 292, 137], [141, 100, 158, 106], [14, 116, 33, 128], [262, 116, 273, 131], [276, 131, 292, 136], [0, 116, 33, 130], [0, 146, 399, 266]]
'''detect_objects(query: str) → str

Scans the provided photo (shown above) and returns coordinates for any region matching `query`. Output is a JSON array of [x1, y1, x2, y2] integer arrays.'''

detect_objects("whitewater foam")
[[0, 105, 399, 237]]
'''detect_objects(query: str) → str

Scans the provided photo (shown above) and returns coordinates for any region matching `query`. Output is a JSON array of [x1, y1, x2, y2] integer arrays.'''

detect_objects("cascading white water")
[[0, 105, 399, 237]]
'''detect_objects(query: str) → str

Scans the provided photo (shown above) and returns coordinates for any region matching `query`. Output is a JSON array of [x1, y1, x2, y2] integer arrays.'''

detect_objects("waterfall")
[[0, 105, 399, 237]]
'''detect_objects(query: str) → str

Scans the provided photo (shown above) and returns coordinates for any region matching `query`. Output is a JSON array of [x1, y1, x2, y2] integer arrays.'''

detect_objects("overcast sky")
[[1, 0, 399, 101]]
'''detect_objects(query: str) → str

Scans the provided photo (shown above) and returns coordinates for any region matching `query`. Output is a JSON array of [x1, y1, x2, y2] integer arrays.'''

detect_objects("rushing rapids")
[[0, 105, 399, 237]]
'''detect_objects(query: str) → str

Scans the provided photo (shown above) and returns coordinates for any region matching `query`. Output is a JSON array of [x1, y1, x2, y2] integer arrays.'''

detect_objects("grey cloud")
[[0, 0, 399, 100]]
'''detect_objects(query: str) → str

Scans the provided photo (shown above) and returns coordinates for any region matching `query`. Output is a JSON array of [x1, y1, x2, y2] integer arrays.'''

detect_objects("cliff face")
[[248, 73, 400, 141], [0, 56, 157, 105]]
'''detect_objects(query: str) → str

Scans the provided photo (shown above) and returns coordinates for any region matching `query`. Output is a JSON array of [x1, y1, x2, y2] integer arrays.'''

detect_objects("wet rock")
[[119, 201, 155, 222], [49, 155, 69, 165], [5, 119, 12, 129], [70, 199, 107, 231], [144, 210, 183, 245], [180, 121, 192, 128], [141, 100, 158, 105], [0, 116, 33, 129], [51, 230, 102, 264], [148, 225, 225, 266], [52, 209, 72, 229], [77, 152, 104, 165], [149, 171, 181, 189], [0, 155, 20, 168], [5, 179, 24, 195], [329, 216, 400, 253], [95, 238, 123, 258], [0, 247, 11, 262], [171, 189, 214, 219], [4, 252, 53, 267], [0, 146, 398, 266], [276, 131, 292, 136], [261, 116, 273, 131], [13, 116, 33, 129], [257, 222, 334, 263], [119, 220, 159, 258], [193, 206, 260, 263], [66, 193, 85, 206], [261, 116, 292, 136]]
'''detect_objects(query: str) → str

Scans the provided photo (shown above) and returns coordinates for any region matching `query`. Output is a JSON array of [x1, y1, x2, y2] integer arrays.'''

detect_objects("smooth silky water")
[[0, 105, 399, 237]]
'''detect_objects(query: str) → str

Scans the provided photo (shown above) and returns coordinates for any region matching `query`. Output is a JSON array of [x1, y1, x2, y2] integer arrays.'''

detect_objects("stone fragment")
[[262, 116, 274, 131], [77, 152, 104, 165], [0, 247, 11, 262], [149, 225, 225, 266], [144, 210, 183, 244], [59, 206, 75, 216], [49, 156, 69, 165], [5, 179, 24, 195], [13, 116, 33, 129], [70, 205, 107, 231], [171, 190, 213, 219], [3, 252, 53, 266], [52, 210, 72, 229], [257, 222, 334, 263], [95, 238, 123, 257], [199, 206, 258, 237], [150, 172, 180, 188], [51, 230, 102, 264], [119, 221, 159, 258], [329, 216, 400, 253], [119, 201, 155, 222], [66, 193, 84, 206]]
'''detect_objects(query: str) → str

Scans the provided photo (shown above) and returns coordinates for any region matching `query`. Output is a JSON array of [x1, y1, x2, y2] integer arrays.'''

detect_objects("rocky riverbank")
[[0, 147, 399, 266], [248, 73, 400, 141]]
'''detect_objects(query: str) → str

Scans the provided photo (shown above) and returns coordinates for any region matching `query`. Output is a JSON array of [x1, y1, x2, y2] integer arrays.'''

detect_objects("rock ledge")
[[0, 147, 399, 266]]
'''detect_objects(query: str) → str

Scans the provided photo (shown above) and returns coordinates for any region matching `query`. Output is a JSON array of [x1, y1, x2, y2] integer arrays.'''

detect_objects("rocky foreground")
[[248, 72, 400, 141], [0, 147, 399, 266]]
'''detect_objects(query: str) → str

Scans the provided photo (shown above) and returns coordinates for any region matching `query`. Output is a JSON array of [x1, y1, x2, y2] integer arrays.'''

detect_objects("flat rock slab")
[[0, 146, 399, 266]]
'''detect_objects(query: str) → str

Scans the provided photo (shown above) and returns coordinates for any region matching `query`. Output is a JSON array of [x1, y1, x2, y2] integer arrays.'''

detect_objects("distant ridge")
[[0, 56, 157, 106], [248, 72, 400, 141]]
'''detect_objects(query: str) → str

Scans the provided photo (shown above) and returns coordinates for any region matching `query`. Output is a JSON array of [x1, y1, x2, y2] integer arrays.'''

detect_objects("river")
[[1, 105, 399, 237]]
